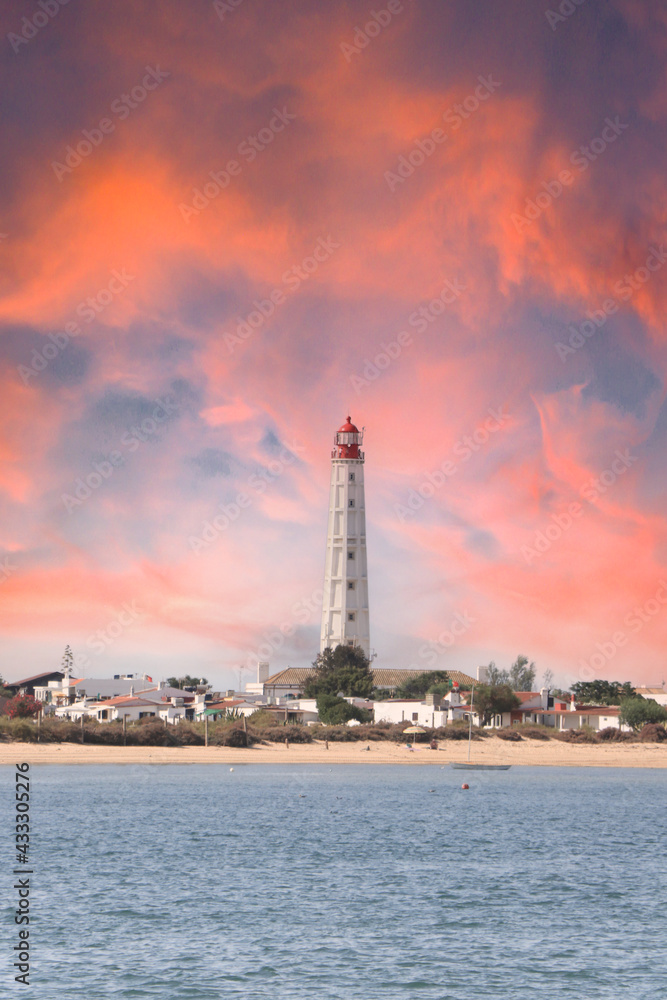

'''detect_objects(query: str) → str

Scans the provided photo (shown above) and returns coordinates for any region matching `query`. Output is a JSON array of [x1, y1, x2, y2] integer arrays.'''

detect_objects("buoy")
[[230, 767, 234, 772], [461, 783, 469, 790]]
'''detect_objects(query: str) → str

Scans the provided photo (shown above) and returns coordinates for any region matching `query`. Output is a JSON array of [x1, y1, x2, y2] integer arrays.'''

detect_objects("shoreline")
[[1, 738, 667, 767]]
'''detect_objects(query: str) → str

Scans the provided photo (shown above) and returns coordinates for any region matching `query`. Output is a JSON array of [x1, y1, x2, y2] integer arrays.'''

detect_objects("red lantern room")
[[332, 416, 364, 459]]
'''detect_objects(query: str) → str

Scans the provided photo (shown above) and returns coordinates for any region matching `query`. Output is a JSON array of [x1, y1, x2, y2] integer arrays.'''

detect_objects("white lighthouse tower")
[[320, 416, 370, 658]]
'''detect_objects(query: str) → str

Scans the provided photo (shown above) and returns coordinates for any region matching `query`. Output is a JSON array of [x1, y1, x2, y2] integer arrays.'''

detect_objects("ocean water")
[[3, 763, 666, 999]]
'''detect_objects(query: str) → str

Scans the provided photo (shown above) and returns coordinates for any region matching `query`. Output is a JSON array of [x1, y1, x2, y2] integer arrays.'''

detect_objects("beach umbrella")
[[403, 725, 427, 746]]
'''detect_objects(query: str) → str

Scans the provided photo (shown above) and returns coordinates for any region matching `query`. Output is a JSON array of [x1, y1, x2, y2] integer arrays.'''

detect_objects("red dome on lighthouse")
[[332, 416, 364, 459]]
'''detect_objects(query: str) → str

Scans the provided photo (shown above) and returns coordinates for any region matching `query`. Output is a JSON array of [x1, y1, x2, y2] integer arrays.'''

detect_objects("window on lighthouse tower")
[[348, 499, 355, 508]]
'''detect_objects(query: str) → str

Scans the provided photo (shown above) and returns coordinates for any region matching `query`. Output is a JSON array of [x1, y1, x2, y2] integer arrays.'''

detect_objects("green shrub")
[[495, 728, 522, 741], [5, 719, 38, 742], [208, 725, 256, 747], [248, 709, 280, 727], [316, 693, 370, 725], [127, 721, 180, 746], [256, 724, 312, 744], [310, 724, 362, 742], [639, 723, 667, 742], [597, 727, 636, 742], [510, 723, 552, 740], [174, 723, 205, 746], [556, 725, 599, 743]]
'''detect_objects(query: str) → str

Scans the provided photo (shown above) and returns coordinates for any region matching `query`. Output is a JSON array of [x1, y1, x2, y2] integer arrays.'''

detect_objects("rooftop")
[[94, 696, 160, 708], [7, 670, 65, 687], [264, 667, 477, 689]]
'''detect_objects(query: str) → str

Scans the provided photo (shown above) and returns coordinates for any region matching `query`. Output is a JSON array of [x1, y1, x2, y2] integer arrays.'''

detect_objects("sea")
[[3, 763, 666, 999]]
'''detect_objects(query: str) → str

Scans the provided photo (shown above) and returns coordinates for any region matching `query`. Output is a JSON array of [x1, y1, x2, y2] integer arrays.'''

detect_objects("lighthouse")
[[320, 416, 370, 658]]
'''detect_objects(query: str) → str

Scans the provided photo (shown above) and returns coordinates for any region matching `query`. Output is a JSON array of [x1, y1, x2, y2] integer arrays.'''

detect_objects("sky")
[[1, 0, 666, 692]]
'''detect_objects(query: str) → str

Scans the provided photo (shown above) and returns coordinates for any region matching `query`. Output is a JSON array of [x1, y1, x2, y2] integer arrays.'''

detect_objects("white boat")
[[450, 762, 511, 770]]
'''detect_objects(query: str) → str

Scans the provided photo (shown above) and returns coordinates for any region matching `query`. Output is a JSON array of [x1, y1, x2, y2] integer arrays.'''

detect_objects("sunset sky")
[[1, 0, 666, 691]]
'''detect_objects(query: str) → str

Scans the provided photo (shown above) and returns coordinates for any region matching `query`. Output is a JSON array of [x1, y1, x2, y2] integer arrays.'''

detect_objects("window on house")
[[347, 612, 356, 622], [412, 712, 418, 721]]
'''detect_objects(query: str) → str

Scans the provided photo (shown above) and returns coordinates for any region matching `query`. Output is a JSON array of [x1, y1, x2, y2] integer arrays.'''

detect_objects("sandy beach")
[[1, 738, 666, 767]]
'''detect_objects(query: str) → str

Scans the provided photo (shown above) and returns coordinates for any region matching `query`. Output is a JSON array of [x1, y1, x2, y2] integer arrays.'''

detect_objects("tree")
[[7, 695, 42, 719], [619, 696, 667, 732], [0, 674, 12, 698], [542, 668, 554, 689], [509, 655, 536, 691], [486, 661, 509, 686], [304, 645, 373, 699], [571, 680, 634, 705], [166, 676, 211, 693], [62, 645, 74, 676], [395, 670, 450, 699], [473, 684, 521, 726], [316, 693, 371, 725], [427, 681, 453, 698]]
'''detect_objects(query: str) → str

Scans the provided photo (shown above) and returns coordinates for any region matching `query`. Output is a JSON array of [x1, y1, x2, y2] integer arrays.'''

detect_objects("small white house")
[[634, 686, 667, 707], [54, 698, 97, 721], [89, 696, 160, 723], [373, 700, 449, 728]]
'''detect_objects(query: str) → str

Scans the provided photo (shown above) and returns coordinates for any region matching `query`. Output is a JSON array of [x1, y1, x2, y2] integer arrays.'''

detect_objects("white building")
[[634, 686, 667, 707], [36, 673, 155, 707], [374, 689, 467, 728], [245, 661, 271, 696], [320, 416, 370, 658]]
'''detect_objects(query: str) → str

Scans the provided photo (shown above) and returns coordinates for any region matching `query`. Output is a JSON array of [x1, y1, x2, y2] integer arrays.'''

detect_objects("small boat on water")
[[449, 683, 512, 771], [450, 763, 511, 771]]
